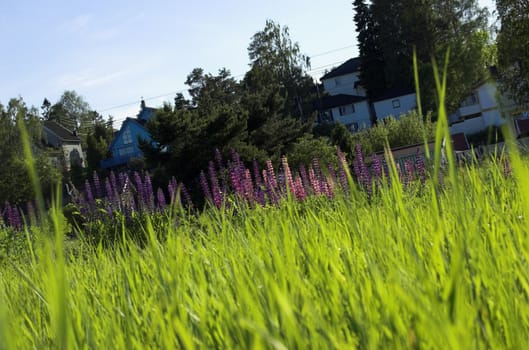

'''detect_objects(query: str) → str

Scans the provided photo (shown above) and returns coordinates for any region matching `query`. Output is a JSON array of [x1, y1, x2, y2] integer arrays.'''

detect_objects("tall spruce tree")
[[496, 0, 529, 106], [353, 0, 386, 98]]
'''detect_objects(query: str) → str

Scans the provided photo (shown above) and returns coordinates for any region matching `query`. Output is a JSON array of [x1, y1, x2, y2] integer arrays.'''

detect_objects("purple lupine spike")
[[308, 167, 321, 195], [118, 172, 127, 193], [294, 176, 306, 201], [156, 188, 166, 210], [262, 170, 278, 206], [92, 171, 103, 198], [144, 174, 155, 212], [299, 164, 311, 195], [405, 159, 415, 185], [415, 152, 426, 184], [337, 148, 349, 193], [281, 156, 294, 194], [26, 201, 36, 223], [243, 168, 255, 204], [215, 148, 224, 171], [266, 160, 278, 190], [167, 177, 178, 203], [208, 161, 223, 208], [371, 154, 383, 180], [180, 183, 193, 208], [255, 188, 266, 207], [229, 161, 245, 197], [84, 179, 94, 206], [133, 172, 144, 199], [199, 171, 212, 204]]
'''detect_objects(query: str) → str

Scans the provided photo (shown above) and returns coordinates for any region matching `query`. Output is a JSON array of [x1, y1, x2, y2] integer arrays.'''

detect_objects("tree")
[[85, 112, 114, 174], [0, 98, 60, 204], [47, 91, 93, 147], [356, 0, 490, 115], [496, 0, 529, 106], [353, 0, 387, 98]]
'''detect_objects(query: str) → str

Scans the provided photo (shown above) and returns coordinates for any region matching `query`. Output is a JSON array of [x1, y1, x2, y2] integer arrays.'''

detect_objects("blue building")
[[100, 101, 156, 169]]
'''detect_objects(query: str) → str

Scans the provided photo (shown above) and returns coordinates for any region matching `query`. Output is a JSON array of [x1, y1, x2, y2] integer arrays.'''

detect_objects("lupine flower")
[[84, 180, 95, 206], [266, 160, 278, 190], [405, 160, 415, 186], [282, 156, 294, 194], [208, 161, 223, 208], [336, 148, 349, 193], [143, 174, 155, 212], [415, 152, 426, 184], [308, 167, 321, 195], [299, 164, 311, 195], [157, 188, 166, 210], [180, 183, 193, 208], [294, 176, 306, 201], [92, 171, 103, 198], [371, 154, 383, 180], [105, 178, 114, 205], [215, 148, 224, 171], [199, 171, 212, 204], [503, 157, 511, 177]]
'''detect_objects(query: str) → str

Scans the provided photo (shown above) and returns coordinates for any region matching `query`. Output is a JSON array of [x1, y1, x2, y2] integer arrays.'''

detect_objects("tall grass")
[[1, 61, 529, 349]]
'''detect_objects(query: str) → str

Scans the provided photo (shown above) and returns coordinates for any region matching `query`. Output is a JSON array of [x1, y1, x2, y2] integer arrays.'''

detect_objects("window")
[[118, 145, 134, 158], [122, 127, 133, 144], [392, 99, 401, 109], [339, 106, 347, 116], [319, 109, 334, 122], [460, 93, 479, 107]]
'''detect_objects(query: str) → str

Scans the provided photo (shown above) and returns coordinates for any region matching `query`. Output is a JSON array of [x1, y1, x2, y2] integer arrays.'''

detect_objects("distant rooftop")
[[43, 120, 80, 142], [320, 57, 362, 80], [319, 94, 368, 110]]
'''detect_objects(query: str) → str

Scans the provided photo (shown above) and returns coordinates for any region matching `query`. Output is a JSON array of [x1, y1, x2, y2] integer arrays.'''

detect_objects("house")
[[372, 88, 417, 121], [100, 100, 155, 169], [448, 69, 518, 136], [42, 120, 85, 170], [317, 57, 417, 131]]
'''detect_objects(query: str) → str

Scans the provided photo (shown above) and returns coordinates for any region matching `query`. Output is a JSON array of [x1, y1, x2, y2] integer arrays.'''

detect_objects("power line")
[[100, 45, 354, 121]]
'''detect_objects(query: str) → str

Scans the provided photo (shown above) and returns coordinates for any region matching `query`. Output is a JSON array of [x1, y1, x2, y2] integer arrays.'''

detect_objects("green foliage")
[[286, 134, 337, 170], [342, 111, 436, 156], [354, 0, 490, 114], [2, 156, 529, 348], [496, 0, 529, 106], [0, 98, 61, 204], [85, 113, 114, 174]]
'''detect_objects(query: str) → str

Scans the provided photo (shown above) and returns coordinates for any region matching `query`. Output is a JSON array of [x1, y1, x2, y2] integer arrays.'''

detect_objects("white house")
[[42, 120, 85, 170], [318, 94, 371, 132], [449, 76, 518, 135], [320, 57, 366, 97], [372, 89, 417, 121], [317, 57, 417, 131]]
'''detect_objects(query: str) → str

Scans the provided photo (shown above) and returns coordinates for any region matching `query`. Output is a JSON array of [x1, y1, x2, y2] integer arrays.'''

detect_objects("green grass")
[[1, 155, 529, 349]]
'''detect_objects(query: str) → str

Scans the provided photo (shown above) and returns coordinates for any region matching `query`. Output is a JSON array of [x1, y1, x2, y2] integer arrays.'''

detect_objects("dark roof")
[[372, 87, 416, 102], [43, 120, 80, 142], [319, 94, 368, 110], [321, 57, 362, 80], [452, 132, 470, 151]]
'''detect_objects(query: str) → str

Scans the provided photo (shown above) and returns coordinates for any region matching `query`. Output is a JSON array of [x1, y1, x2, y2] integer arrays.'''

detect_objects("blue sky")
[[0, 0, 496, 127]]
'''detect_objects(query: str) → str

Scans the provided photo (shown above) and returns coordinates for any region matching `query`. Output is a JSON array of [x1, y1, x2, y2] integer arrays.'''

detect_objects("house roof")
[[372, 87, 416, 103], [43, 120, 80, 142], [321, 57, 362, 80], [319, 94, 368, 110], [107, 117, 147, 151]]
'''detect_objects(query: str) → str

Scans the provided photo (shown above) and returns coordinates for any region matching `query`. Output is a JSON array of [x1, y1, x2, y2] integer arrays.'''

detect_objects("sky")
[[0, 0, 497, 127]]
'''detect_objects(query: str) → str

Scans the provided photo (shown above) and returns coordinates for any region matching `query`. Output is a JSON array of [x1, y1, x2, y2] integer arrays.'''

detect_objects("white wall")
[[374, 93, 416, 120], [449, 117, 486, 135], [322, 72, 365, 96], [332, 101, 371, 131]]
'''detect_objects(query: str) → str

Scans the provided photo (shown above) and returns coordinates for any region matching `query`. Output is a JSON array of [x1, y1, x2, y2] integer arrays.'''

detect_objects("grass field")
[[2, 150, 529, 349]]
